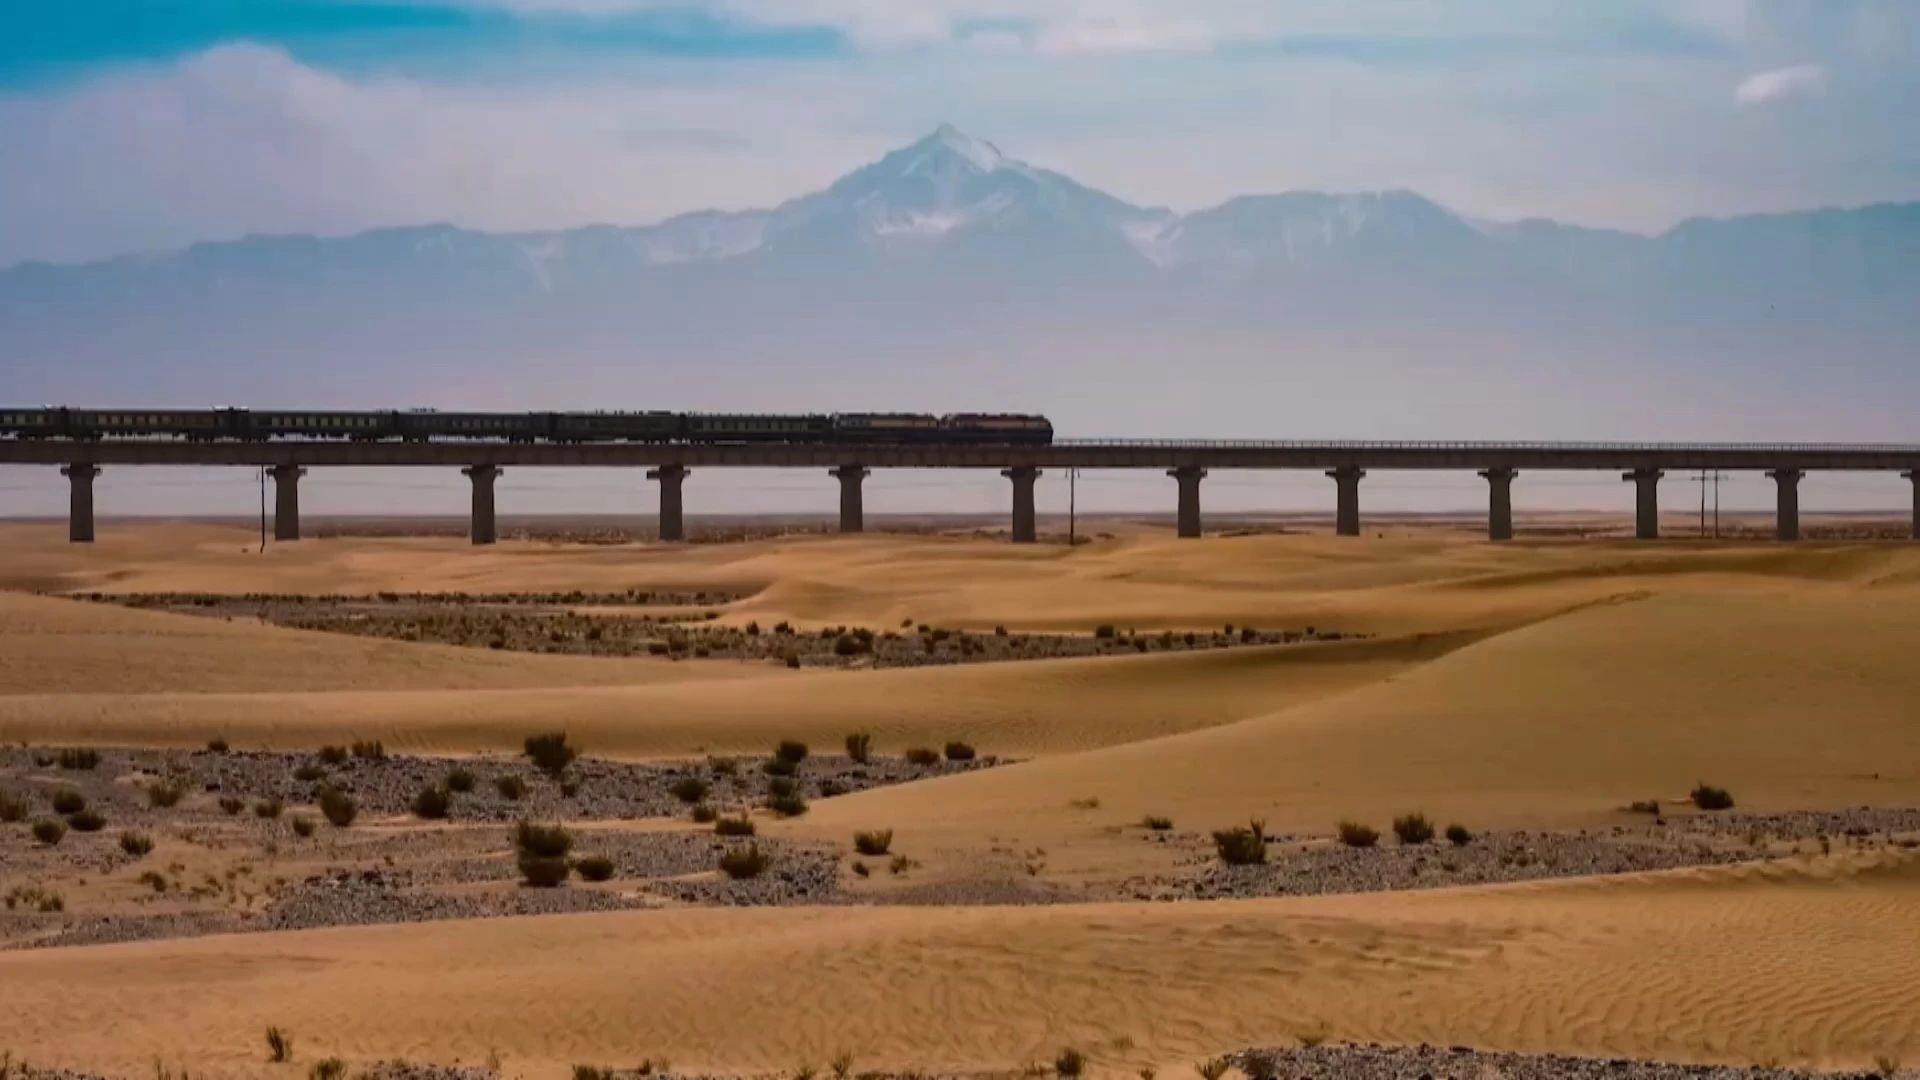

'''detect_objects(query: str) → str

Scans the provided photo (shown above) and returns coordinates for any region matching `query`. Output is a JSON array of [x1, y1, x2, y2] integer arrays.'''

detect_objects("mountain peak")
[[903, 124, 1008, 175]]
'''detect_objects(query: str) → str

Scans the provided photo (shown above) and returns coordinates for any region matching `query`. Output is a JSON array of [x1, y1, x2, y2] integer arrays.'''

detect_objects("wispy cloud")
[[1735, 63, 1829, 105]]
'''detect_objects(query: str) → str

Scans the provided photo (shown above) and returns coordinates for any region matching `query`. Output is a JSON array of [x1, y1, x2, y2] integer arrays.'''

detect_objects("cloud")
[[1735, 63, 1829, 105]]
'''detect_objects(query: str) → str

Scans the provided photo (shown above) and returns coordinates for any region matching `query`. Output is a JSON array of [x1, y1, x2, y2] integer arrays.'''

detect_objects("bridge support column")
[[1002, 466, 1041, 543], [1905, 471, 1919, 541], [61, 464, 100, 544], [462, 465, 501, 546], [1167, 466, 1206, 538], [1327, 466, 1365, 537], [830, 465, 868, 534], [1768, 468, 1803, 542], [269, 465, 305, 542], [1622, 468, 1663, 540], [1479, 467, 1516, 541], [647, 464, 689, 542]]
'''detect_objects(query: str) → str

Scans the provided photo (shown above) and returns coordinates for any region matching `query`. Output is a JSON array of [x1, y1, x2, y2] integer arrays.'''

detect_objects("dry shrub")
[[853, 829, 893, 856]]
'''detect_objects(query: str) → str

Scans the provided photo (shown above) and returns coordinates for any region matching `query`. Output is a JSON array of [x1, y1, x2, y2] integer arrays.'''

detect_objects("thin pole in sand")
[[257, 466, 267, 553], [1069, 467, 1078, 547]]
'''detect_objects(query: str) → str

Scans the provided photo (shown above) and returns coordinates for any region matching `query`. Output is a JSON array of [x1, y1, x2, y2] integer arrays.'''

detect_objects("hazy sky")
[[3, 1, 1918, 267]]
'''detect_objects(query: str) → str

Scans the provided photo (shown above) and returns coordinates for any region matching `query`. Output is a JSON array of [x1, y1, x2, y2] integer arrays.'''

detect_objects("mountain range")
[[4, 125, 1917, 440]]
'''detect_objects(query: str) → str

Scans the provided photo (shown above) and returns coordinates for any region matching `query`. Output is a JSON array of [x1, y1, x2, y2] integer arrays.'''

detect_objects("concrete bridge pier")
[[830, 465, 869, 534], [1622, 468, 1663, 539], [462, 465, 501, 545], [61, 464, 100, 543], [1768, 468, 1803, 541], [1327, 466, 1365, 537], [1479, 467, 1517, 541], [1167, 466, 1206, 538], [647, 464, 689, 542], [1905, 471, 1919, 540], [1002, 466, 1041, 543], [269, 465, 306, 541]]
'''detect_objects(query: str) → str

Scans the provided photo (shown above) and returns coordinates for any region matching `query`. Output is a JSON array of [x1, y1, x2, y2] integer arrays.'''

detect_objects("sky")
[[1, 1, 1918, 268]]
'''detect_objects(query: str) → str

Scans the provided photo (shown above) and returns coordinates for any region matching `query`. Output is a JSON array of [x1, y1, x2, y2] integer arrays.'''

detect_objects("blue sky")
[[0, 1, 1916, 266]]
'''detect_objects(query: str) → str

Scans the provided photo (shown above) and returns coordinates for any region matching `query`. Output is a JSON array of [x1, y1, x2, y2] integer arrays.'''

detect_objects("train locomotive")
[[0, 408, 1054, 446]]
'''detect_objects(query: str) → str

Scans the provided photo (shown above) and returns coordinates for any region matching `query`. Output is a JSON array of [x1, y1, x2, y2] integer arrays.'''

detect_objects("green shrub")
[[669, 776, 710, 804], [350, 740, 385, 761], [715, 814, 756, 837], [495, 774, 528, 801], [0, 791, 27, 823], [775, 739, 809, 764], [514, 820, 574, 858], [523, 732, 578, 774], [1337, 820, 1380, 848], [445, 767, 476, 793], [68, 808, 107, 832], [844, 731, 873, 763], [1142, 815, 1174, 831], [1444, 823, 1473, 846], [768, 793, 809, 817], [220, 796, 246, 816], [318, 787, 357, 828], [1691, 783, 1735, 811], [1392, 812, 1435, 845], [291, 816, 316, 838], [1211, 824, 1267, 865], [904, 747, 940, 767], [318, 745, 349, 765], [120, 830, 155, 857], [691, 803, 718, 823], [147, 779, 187, 808], [574, 855, 616, 882], [51, 789, 86, 815], [411, 786, 450, 820], [254, 798, 285, 820], [265, 1025, 292, 1063], [853, 829, 893, 856], [719, 844, 768, 879], [944, 741, 977, 762], [57, 747, 101, 770]]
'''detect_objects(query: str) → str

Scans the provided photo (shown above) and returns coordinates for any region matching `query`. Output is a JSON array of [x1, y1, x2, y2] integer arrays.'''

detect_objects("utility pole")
[[1695, 471, 1708, 538], [1068, 467, 1078, 547], [257, 466, 267, 553], [1712, 470, 1722, 538]]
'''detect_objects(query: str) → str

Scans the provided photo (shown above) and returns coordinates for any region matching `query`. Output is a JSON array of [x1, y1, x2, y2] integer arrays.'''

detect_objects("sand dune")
[[2, 853, 1915, 1079]]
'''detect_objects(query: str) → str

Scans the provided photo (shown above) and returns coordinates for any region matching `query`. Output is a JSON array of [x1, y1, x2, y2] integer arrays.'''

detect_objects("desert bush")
[[518, 855, 571, 887], [138, 870, 170, 893], [255, 798, 285, 820], [292, 763, 326, 782], [691, 803, 718, 823], [844, 731, 873, 763], [1211, 824, 1267, 865], [1195, 1058, 1230, 1080], [853, 829, 894, 856], [514, 820, 574, 858], [1093, 624, 1116, 639], [265, 1025, 292, 1063], [719, 844, 769, 879], [57, 747, 101, 770], [833, 634, 864, 657], [310, 1059, 345, 1080], [709, 756, 740, 777], [147, 779, 187, 808], [220, 796, 246, 816], [1444, 823, 1473, 846], [574, 855, 616, 882], [669, 776, 710, 804], [445, 767, 476, 793], [768, 776, 797, 798], [411, 786, 451, 819], [68, 808, 106, 832], [830, 1051, 856, 1080], [495, 774, 528, 800], [714, 814, 756, 837], [350, 740, 385, 761], [768, 793, 809, 817], [1627, 799, 1662, 815], [888, 854, 915, 875], [120, 831, 154, 857], [318, 745, 349, 765], [206, 737, 230, 753], [0, 791, 26, 822], [904, 747, 940, 767], [775, 739, 809, 764], [523, 731, 578, 774], [944, 741, 977, 762], [1392, 812, 1435, 845], [1337, 820, 1380, 848], [762, 756, 798, 777], [1691, 783, 1735, 811], [51, 789, 86, 815], [1142, 815, 1174, 831], [318, 787, 357, 827], [573, 1068, 613, 1080], [819, 779, 845, 797], [1055, 1048, 1087, 1078], [291, 816, 316, 838]]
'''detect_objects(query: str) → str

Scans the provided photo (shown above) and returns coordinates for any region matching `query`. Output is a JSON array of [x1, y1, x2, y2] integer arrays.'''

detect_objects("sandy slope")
[[2, 853, 1915, 1079]]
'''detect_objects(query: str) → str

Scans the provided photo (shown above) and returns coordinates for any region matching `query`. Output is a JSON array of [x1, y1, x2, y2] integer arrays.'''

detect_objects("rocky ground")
[[1123, 808, 1920, 901], [76, 591, 1358, 668], [1225, 1042, 1902, 1078]]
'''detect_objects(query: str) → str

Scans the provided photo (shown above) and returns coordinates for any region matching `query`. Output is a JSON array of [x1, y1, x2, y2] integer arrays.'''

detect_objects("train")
[[0, 408, 1054, 445]]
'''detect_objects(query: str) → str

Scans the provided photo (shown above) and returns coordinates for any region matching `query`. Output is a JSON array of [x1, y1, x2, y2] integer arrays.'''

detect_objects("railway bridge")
[[5, 438, 1920, 544]]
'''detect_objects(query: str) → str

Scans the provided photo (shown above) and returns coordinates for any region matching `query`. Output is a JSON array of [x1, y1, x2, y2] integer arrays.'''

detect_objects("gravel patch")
[[1227, 1042, 1893, 1079]]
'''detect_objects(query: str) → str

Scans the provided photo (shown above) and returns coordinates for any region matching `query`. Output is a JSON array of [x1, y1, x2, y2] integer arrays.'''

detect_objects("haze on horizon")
[[2, 1, 1918, 519]]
